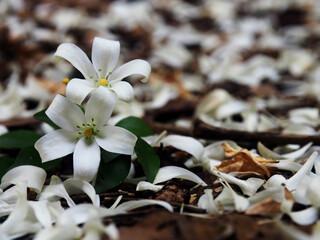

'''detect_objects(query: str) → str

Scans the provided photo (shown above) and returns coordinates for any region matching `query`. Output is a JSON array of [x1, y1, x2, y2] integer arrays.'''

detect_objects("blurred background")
[[1, 0, 320, 133]]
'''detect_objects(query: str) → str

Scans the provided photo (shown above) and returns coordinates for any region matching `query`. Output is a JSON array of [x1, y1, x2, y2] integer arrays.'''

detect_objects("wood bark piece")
[[194, 119, 320, 145]]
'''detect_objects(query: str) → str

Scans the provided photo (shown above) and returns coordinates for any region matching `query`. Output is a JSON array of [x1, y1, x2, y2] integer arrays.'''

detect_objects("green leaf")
[[116, 116, 154, 137], [101, 150, 120, 164], [13, 146, 62, 170], [0, 157, 15, 179], [33, 109, 60, 130], [0, 130, 41, 149], [134, 137, 160, 182], [95, 154, 131, 193]]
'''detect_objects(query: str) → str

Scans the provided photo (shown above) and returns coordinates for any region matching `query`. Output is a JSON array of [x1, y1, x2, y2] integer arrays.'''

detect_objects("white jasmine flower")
[[54, 37, 151, 104], [35, 87, 137, 182]]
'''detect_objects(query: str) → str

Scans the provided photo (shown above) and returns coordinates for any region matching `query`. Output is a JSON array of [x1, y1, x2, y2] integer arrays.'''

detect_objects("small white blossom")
[[54, 37, 151, 104], [35, 87, 137, 182]]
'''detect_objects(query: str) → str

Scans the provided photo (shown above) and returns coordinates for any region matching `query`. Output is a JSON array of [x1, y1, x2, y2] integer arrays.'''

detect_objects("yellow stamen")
[[62, 78, 70, 85], [84, 129, 93, 137], [99, 78, 107, 86]]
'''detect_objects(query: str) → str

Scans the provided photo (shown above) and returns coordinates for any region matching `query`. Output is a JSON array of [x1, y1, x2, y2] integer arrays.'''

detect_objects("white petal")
[[207, 168, 263, 196], [214, 100, 249, 120], [281, 142, 313, 159], [161, 135, 204, 161], [109, 59, 151, 83], [66, 78, 95, 105], [95, 126, 137, 155], [136, 181, 163, 192], [34, 222, 80, 240], [116, 199, 173, 213], [198, 189, 220, 214], [63, 178, 100, 206], [104, 224, 119, 240], [92, 37, 120, 79], [288, 207, 318, 226], [153, 166, 207, 186], [74, 138, 101, 182], [58, 204, 113, 225], [110, 81, 134, 102], [266, 160, 301, 172], [46, 94, 86, 131], [286, 151, 318, 191], [0, 166, 46, 193], [28, 200, 53, 227], [0, 184, 41, 237], [85, 87, 117, 128], [54, 43, 97, 80], [249, 186, 285, 203], [264, 174, 287, 189], [257, 142, 284, 159], [38, 176, 76, 207], [306, 176, 320, 208], [35, 129, 77, 163], [220, 180, 250, 212]]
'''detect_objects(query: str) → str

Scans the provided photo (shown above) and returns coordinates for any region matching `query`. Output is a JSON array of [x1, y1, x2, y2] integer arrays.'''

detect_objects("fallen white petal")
[[221, 180, 250, 212], [288, 207, 318, 226], [264, 174, 287, 189], [0, 165, 46, 193], [136, 181, 164, 192], [153, 166, 207, 186], [63, 178, 100, 206], [198, 189, 220, 214], [286, 151, 318, 191], [38, 176, 76, 207], [161, 135, 204, 161], [281, 142, 313, 159], [116, 199, 173, 213], [208, 168, 263, 196]]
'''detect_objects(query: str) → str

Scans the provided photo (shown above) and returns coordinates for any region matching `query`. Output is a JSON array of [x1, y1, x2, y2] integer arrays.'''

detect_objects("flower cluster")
[[35, 37, 151, 182]]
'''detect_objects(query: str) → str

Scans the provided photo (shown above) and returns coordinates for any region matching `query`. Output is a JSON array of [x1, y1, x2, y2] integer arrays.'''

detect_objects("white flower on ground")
[[54, 37, 151, 104], [35, 87, 137, 182]]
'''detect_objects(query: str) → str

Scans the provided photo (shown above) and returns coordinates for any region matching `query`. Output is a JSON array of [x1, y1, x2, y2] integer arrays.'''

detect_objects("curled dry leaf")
[[216, 143, 277, 177]]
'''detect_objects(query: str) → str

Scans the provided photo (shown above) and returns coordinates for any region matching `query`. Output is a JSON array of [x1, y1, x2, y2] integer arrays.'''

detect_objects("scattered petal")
[[153, 166, 207, 186]]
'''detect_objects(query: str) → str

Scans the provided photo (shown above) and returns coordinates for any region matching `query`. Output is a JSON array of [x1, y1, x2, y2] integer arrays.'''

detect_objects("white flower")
[[35, 87, 137, 182], [54, 37, 151, 104]]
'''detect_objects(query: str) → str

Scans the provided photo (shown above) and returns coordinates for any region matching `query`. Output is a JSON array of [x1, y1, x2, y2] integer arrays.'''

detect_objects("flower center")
[[84, 128, 93, 137], [99, 78, 107, 86], [62, 78, 70, 85]]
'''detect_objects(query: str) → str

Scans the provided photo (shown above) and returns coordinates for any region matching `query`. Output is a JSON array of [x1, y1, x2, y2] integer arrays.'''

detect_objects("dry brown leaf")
[[245, 198, 281, 215], [216, 143, 277, 177]]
